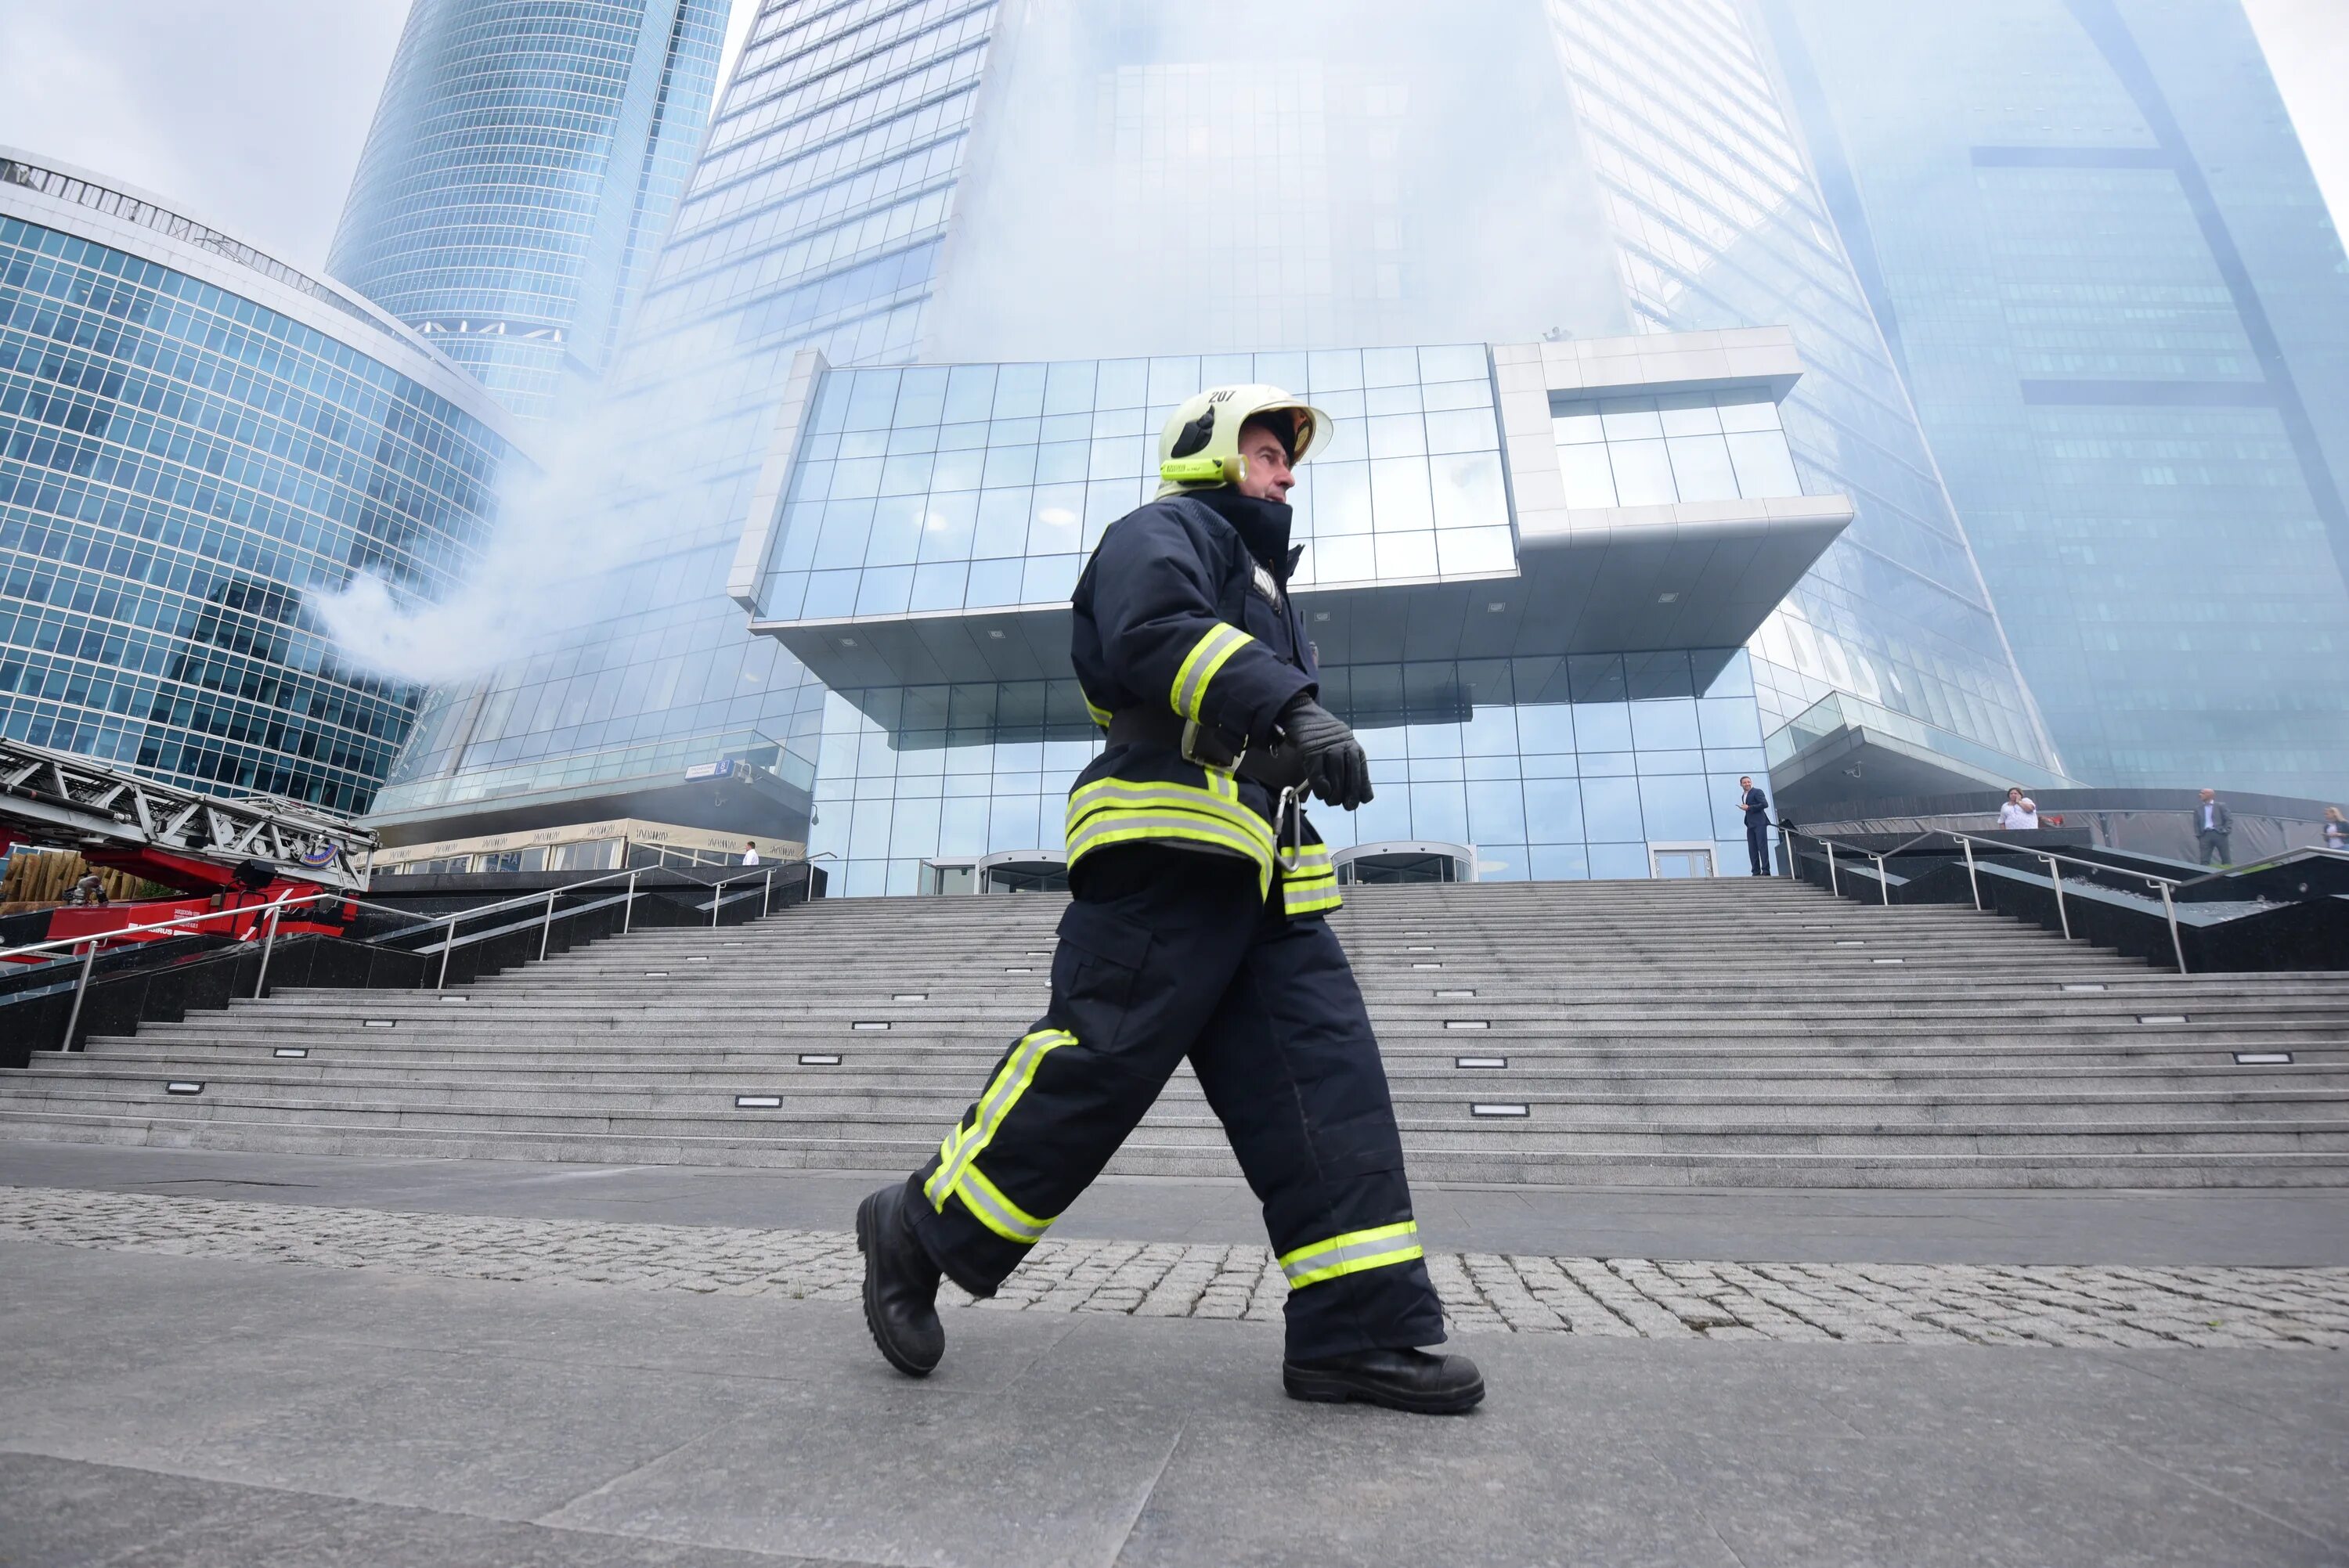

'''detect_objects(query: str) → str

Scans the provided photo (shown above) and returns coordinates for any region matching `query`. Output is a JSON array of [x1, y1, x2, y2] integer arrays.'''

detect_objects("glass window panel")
[[917, 492, 976, 561], [1467, 780, 1527, 843], [1426, 407, 1498, 455], [1088, 436, 1142, 480], [1365, 384, 1422, 416], [1550, 398, 1605, 441], [893, 367, 947, 426], [831, 457, 883, 499], [1515, 702, 1574, 752], [1092, 404, 1146, 438], [839, 430, 889, 460], [762, 570, 807, 620], [1315, 387, 1366, 420], [965, 558, 1024, 607], [1362, 346, 1419, 387], [889, 796, 942, 858], [879, 452, 935, 496], [988, 794, 1041, 853], [1312, 533, 1377, 582], [1095, 359, 1147, 409], [1431, 452, 1506, 531], [1035, 442, 1088, 484], [931, 446, 985, 491], [1656, 393, 1722, 436], [987, 416, 1041, 448], [1727, 430, 1802, 498], [1307, 348, 1362, 391], [777, 502, 823, 571], [1598, 397, 1662, 440], [1027, 486, 1085, 554], [1044, 360, 1095, 415], [814, 500, 875, 569], [1369, 458, 1434, 532], [1367, 413, 1427, 459], [849, 799, 893, 860], [1588, 843, 1650, 880], [1040, 413, 1091, 445], [1574, 699, 1633, 750], [972, 490, 1030, 557], [1528, 844, 1588, 879], [1697, 697, 1763, 748], [1308, 461, 1373, 535], [1438, 525, 1514, 576], [1147, 356, 1202, 404], [1557, 444, 1618, 508], [943, 365, 995, 424], [1716, 391, 1781, 432], [865, 497, 922, 567], [1253, 350, 1308, 389], [1376, 531, 1438, 578], [1085, 480, 1141, 544], [1698, 650, 1755, 699], [1522, 777, 1583, 841], [845, 370, 900, 430], [803, 568, 860, 618], [886, 424, 939, 455], [909, 561, 968, 611], [1580, 776, 1644, 840], [1408, 781, 1469, 842], [938, 420, 988, 450], [1610, 439, 1677, 506], [1023, 554, 1080, 604], [992, 363, 1045, 419], [1419, 344, 1487, 382], [1317, 415, 1367, 463], [1423, 377, 1493, 413], [855, 566, 914, 616], [810, 373, 853, 433], [981, 445, 1037, 488], [1665, 434, 1739, 502], [1638, 775, 1713, 841]]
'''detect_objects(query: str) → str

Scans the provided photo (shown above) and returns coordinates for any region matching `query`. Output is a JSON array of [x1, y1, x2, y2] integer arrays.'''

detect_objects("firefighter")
[[857, 384, 1483, 1414]]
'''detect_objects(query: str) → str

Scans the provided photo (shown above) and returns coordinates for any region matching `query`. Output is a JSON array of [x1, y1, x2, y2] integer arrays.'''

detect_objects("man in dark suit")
[[1737, 776, 1771, 875], [2194, 788, 2233, 866]]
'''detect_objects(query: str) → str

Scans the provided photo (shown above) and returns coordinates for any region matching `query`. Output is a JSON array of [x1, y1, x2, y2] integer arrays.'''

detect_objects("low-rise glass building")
[[0, 150, 522, 811], [731, 331, 1854, 895]]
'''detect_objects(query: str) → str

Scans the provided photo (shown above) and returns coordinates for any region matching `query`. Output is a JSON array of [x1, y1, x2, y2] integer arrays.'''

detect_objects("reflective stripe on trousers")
[[926, 1027, 1075, 1232], [1279, 1221, 1425, 1288]]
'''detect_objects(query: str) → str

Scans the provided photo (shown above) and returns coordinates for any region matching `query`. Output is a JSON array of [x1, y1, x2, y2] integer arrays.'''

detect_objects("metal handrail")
[[1784, 827, 2193, 975]]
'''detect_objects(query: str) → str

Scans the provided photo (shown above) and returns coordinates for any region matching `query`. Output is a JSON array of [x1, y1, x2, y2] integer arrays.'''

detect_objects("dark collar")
[[1190, 488, 1295, 580]]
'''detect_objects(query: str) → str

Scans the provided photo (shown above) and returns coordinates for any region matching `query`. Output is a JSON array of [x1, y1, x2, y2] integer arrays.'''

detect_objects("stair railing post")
[[59, 938, 98, 1051], [2040, 853, 2072, 940], [539, 889, 557, 961], [622, 870, 637, 933], [1823, 839, 1839, 898], [1871, 852, 1890, 906], [712, 876, 727, 928], [437, 912, 457, 990], [763, 867, 774, 915], [2156, 879, 2188, 974], [251, 896, 288, 999], [1961, 835, 1982, 911]]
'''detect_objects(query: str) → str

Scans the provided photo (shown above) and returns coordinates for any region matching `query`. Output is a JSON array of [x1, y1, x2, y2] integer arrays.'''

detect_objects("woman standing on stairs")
[[854, 384, 1482, 1415]]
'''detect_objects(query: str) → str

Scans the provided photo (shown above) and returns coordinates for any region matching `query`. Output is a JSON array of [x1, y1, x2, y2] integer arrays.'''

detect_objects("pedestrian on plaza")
[[2322, 806, 2344, 851], [1997, 788, 2037, 831], [2194, 789, 2233, 866], [1736, 776, 1771, 875], [856, 383, 1480, 1414], [742, 841, 761, 867]]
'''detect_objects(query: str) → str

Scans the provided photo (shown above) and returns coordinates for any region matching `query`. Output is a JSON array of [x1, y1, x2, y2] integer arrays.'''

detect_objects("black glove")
[[1276, 694, 1374, 810]]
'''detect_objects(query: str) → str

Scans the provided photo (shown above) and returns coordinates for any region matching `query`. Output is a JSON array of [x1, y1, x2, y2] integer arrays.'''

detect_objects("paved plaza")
[[4, 1148, 2347, 1566]]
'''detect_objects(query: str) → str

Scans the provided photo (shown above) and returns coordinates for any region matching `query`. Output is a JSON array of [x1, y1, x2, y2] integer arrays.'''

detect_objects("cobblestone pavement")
[[5, 1184, 2346, 1348]]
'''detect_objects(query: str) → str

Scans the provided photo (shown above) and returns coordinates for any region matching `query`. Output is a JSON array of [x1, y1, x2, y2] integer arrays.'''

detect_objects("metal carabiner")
[[1275, 785, 1305, 874]]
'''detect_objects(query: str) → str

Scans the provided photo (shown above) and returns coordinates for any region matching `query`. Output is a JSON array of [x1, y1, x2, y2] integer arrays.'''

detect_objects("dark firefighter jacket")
[[1067, 487, 1341, 918]]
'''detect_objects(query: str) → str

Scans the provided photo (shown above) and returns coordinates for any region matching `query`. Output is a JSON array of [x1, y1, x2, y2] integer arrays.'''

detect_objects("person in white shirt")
[[742, 842, 761, 866], [1997, 788, 2037, 831]]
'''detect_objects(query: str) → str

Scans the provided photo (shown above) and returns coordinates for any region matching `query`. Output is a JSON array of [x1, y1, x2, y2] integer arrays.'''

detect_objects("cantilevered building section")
[[329, 0, 729, 421], [370, 0, 2066, 887], [1759, 0, 2349, 795]]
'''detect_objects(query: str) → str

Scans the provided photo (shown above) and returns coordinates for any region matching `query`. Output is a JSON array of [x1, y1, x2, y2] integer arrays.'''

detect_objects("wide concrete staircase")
[[3, 879, 2345, 1186]]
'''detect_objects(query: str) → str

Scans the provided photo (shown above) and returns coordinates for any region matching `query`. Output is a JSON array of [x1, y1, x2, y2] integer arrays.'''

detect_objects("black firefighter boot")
[[857, 1181, 945, 1376], [1283, 1346, 1485, 1414]]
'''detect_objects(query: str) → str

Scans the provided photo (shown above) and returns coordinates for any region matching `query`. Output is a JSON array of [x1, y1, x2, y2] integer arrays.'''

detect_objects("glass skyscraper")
[[329, 0, 730, 423], [1, 151, 520, 812], [370, 0, 2069, 883], [1757, 0, 2349, 796]]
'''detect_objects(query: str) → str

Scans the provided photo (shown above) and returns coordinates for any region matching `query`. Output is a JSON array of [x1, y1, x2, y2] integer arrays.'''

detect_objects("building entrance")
[[1334, 842, 1477, 885]]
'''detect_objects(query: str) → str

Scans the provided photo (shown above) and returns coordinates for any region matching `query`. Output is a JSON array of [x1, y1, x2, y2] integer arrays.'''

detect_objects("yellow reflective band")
[[1081, 689, 1112, 730], [1282, 881, 1343, 916], [1067, 778, 1276, 853], [1279, 1221, 1424, 1288], [1171, 622, 1253, 723], [926, 1027, 1076, 1213], [1064, 814, 1275, 896], [951, 1163, 1055, 1244]]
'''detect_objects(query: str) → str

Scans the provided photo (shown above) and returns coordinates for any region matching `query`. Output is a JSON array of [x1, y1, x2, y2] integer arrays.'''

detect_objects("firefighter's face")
[[1236, 418, 1295, 502]]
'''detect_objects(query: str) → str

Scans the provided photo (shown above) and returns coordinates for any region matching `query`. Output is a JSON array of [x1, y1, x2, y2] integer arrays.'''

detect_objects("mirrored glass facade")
[[329, 0, 729, 421], [1, 159, 518, 811], [373, 0, 2069, 879], [1759, 0, 2349, 795]]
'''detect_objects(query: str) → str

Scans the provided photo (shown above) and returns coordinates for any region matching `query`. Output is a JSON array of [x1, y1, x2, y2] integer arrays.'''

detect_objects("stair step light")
[[2063, 983, 2108, 992], [1455, 1056, 1508, 1069], [2234, 1052, 2293, 1065], [165, 1082, 203, 1095], [1470, 1102, 1529, 1117], [851, 1021, 890, 1031], [362, 1019, 396, 1029], [734, 1094, 781, 1108], [2138, 1015, 2188, 1025], [799, 1054, 843, 1066], [1444, 1019, 1491, 1030], [273, 1048, 308, 1059], [893, 993, 927, 1001], [1434, 989, 1475, 997]]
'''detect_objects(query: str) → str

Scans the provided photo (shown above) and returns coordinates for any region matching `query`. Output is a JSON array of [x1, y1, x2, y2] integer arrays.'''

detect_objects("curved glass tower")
[[1, 151, 521, 812], [328, 0, 727, 422]]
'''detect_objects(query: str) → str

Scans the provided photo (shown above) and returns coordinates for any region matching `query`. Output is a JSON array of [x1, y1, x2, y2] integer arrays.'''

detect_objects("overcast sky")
[[0, 0, 2340, 276]]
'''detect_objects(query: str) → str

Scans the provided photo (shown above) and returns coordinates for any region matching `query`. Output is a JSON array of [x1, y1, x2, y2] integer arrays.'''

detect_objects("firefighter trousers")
[[907, 843, 1447, 1361]]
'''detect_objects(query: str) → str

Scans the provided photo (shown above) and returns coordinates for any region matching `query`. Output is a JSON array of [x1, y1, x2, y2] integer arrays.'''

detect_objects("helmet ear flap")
[[1169, 405, 1214, 459]]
